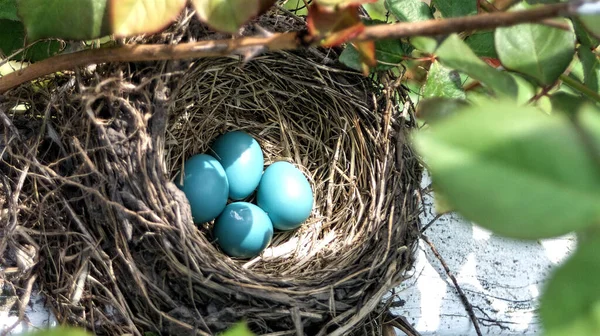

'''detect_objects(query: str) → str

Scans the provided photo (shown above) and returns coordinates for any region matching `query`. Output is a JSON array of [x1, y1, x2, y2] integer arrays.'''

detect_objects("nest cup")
[[0, 9, 422, 336]]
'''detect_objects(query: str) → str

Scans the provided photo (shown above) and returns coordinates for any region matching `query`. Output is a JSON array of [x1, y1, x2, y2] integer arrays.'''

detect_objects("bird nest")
[[0, 8, 422, 336]]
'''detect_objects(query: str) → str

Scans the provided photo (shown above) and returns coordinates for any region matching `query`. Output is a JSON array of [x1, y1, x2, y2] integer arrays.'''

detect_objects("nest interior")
[[0, 8, 422, 336]]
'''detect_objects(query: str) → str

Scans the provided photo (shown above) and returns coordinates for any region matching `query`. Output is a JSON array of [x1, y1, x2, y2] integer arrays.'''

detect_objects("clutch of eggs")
[[176, 131, 314, 259]]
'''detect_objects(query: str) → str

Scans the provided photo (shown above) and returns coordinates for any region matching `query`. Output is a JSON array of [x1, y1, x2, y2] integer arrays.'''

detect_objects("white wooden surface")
[[1, 172, 576, 335], [390, 173, 576, 335]]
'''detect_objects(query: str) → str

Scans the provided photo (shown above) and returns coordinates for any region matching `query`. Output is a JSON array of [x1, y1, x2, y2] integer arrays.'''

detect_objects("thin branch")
[[421, 233, 483, 336], [560, 74, 600, 104], [0, 3, 569, 94]]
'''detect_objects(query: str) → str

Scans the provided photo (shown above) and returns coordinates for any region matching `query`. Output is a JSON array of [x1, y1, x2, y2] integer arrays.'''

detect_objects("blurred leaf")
[[23, 327, 92, 336], [0, 0, 18, 21], [192, 0, 276, 34], [309, 3, 375, 72], [495, 4, 575, 85], [573, 17, 599, 48], [550, 92, 585, 116], [220, 321, 255, 336], [283, 0, 308, 16], [535, 95, 552, 115], [579, 46, 600, 93], [436, 34, 517, 98], [0, 61, 27, 76], [431, 0, 477, 18], [307, 3, 365, 46], [315, 0, 376, 8], [17, 0, 110, 41], [540, 235, 600, 336], [411, 100, 600, 239], [363, 0, 388, 21], [385, 0, 436, 52], [0, 19, 62, 61], [464, 31, 498, 59], [580, 15, 600, 40], [111, 0, 186, 37], [576, 1, 600, 39], [416, 97, 468, 123], [433, 189, 454, 214], [569, 54, 585, 83], [578, 103, 600, 154], [422, 61, 466, 99], [385, 0, 432, 22], [340, 37, 411, 71], [509, 73, 536, 105]]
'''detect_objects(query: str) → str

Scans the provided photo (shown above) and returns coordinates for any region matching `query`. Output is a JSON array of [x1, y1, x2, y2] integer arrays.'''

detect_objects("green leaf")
[[385, 0, 436, 52], [385, 0, 432, 22], [411, 100, 600, 239], [578, 103, 600, 155], [495, 4, 576, 85], [431, 0, 476, 18], [509, 73, 536, 105], [110, 0, 187, 37], [316, 0, 374, 7], [0, 19, 62, 61], [576, 1, 600, 39], [191, 0, 277, 34], [464, 31, 498, 59], [579, 46, 600, 93], [220, 321, 255, 336], [340, 36, 411, 72], [580, 15, 600, 40], [573, 17, 599, 48], [422, 61, 466, 99], [436, 34, 518, 98], [283, 0, 308, 16], [363, 0, 388, 21], [17, 0, 110, 41], [23, 327, 92, 336], [540, 235, 600, 336], [416, 97, 468, 123], [550, 92, 585, 116], [0, 0, 18, 21]]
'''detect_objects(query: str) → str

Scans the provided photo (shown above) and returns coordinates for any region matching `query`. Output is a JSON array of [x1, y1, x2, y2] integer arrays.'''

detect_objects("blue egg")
[[213, 202, 274, 258], [176, 154, 229, 224], [256, 161, 314, 231], [210, 131, 264, 200]]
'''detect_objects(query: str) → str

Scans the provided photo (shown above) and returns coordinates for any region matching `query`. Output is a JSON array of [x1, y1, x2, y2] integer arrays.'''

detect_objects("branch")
[[560, 74, 600, 104], [0, 3, 569, 94]]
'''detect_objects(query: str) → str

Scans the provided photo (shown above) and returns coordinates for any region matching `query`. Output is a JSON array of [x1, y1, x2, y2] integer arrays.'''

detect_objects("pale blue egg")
[[256, 161, 313, 231], [176, 154, 229, 224], [213, 202, 274, 258], [210, 131, 264, 200]]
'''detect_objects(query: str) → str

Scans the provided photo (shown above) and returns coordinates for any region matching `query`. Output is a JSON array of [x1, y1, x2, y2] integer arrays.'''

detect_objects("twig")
[[0, 3, 570, 94], [421, 233, 483, 336], [386, 312, 422, 336], [1, 274, 38, 336], [420, 213, 443, 233], [560, 73, 600, 103]]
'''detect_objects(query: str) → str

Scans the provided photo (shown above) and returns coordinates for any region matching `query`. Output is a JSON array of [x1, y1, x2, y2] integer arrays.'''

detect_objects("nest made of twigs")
[[0, 7, 422, 336]]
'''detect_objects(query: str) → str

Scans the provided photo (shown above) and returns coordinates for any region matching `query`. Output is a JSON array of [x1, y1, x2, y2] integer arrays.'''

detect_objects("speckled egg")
[[210, 131, 264, 200], [213, 202, 274, 258], [256, 161, 313, 231], [176, 154, 229, 224]]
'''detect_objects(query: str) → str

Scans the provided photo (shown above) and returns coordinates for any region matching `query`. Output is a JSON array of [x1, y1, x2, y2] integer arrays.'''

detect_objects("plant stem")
[[0, 3, 570, 94], [560, 74, 600, 104]]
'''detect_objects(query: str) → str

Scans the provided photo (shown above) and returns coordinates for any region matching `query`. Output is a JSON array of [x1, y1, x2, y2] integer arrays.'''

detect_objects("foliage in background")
[[2, 0, 600, 335]]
